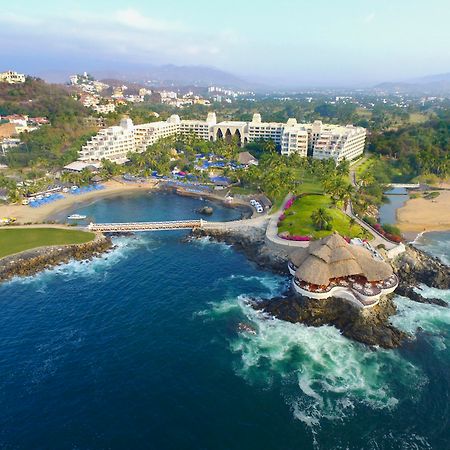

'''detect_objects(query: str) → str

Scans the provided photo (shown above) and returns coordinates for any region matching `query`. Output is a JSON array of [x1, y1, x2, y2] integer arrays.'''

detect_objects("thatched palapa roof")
[[290, 233, 393, 286]]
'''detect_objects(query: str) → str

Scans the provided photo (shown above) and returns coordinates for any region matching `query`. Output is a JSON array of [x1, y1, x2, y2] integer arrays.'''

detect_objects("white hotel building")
[[78, 113, 366, 164]]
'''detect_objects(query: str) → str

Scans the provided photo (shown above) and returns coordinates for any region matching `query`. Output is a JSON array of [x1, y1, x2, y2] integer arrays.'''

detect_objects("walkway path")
[[88, 220, 204, 233]]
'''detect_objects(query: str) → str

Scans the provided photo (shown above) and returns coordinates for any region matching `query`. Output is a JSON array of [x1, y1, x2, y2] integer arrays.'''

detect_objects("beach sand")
[[397, 190, 450, 237], [0, 180, 159, 223]]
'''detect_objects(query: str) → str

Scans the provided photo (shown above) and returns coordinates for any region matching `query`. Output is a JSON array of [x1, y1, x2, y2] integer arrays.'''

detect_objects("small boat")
[[67, 214, 87, 220]]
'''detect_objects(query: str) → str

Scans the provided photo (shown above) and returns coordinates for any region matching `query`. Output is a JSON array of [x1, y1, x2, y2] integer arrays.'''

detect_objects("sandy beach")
[[0, 179, 253, 224], [0, 180, 160, 223], [397, 190, 450, 237]]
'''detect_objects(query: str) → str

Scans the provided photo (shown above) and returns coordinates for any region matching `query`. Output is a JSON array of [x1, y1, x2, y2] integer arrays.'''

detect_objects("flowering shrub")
[[278, 234, 311, 241], [279, 214, 286, 221], [364, 220, 403, 242], [284, 197, 295, 210]]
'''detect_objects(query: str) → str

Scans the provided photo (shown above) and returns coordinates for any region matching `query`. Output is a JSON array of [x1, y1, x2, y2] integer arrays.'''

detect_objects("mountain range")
[[374, 73, 450, 95]]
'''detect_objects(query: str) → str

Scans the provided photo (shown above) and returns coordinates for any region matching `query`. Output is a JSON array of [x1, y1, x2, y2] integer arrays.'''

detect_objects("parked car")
[[256, 206, 263, 213], [250, 199, 257, 206]]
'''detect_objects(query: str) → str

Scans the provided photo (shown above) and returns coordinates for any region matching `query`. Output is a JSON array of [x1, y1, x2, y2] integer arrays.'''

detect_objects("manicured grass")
[[278, 194, 371, 240], [0, 228, 95, 258], [230, 186, 257, 196], [271, 174, 324, 211]]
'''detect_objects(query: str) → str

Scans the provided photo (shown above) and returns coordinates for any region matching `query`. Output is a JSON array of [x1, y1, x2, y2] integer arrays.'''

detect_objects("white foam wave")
[[214, 296, 426, 429], [414, 285, 450, 302], [225, 273, 287, 296], [191, 236, 233, 252], [391, 296, 450, 344], [3, 235, 147, 286]]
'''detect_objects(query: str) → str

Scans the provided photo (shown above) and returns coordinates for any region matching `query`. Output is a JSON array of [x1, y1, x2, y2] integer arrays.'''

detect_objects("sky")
[[1, 0, 450, 87]]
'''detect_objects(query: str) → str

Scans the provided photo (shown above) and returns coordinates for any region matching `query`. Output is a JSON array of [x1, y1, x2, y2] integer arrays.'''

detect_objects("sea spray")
[[205, 294, 425, 429]]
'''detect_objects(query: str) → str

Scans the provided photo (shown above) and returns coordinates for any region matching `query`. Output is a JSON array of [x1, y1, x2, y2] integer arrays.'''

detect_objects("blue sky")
[[1, 0, 449, 86]]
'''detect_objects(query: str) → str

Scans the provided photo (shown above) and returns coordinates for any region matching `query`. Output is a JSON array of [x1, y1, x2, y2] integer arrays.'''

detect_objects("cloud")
[[114, 8, 181, 32], [0, 12, 42, 26], [0, 8, 237, 67], [363, 13, 376, 24]]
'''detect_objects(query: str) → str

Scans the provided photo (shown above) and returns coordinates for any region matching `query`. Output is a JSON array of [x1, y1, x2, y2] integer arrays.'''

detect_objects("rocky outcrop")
[[0, 234, 113, 283], [392, 244, 449, 306], [393, 244, 449, 289], [191, 224, 449, 349], [197, 206, 214, 216], [191, 226, 289, 274], [254, 291, 408, 348]]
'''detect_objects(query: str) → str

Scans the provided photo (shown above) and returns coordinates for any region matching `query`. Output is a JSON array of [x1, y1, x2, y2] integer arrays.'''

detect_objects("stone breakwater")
[[191, 224, 449, 348], [0, 233, 113, 283]]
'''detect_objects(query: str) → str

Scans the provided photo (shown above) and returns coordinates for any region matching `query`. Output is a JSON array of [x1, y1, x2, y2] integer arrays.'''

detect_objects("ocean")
[[0, 193, 448, 449]]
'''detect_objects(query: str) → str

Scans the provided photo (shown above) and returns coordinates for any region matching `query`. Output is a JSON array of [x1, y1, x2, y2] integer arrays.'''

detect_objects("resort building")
[[289, 233, 398, 309], [78, 113, 366, 164], [0, 70, 26, 84], [79, 118, 136, 164]]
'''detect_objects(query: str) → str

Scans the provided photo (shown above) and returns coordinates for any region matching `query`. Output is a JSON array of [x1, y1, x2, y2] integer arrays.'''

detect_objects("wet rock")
[[393, 244, 450, 290], [0, 234, 113, 283], [197, 206, 214, 216], [253, 291, 409, 349], [395, 285, 448, 307], [192, 227, 288, 274]]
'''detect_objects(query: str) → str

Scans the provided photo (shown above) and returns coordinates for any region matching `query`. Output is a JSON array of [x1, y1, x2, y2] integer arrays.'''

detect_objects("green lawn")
[[278, 194, 371, 240], [271, 174, 324, 211], [0, 228, 95, 258], [230, 186, 257, 196]]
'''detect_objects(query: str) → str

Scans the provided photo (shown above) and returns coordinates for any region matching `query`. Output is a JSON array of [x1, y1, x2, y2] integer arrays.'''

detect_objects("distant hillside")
[[375, 72, 450, 95], [94, 64, 251, 89], [0, 78, 86, 121], [0, 78, 94, 168]]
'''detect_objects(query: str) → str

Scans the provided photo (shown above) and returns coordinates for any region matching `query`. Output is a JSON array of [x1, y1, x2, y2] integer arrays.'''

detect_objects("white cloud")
[[114, 8, 181, 32], [0, 12, 42, 26], [0, 8, 239, 67], [363, 13, 376, 24]]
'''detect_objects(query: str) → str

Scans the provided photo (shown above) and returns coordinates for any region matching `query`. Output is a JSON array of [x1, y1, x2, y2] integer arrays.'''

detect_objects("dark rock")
[[253, 291, 409, 349], [393, 244, 450, 290], [197, 206, 214, 216], [395, 285, 448, 307], [191, 227, 289, 274], [0, 234, 113, 284]]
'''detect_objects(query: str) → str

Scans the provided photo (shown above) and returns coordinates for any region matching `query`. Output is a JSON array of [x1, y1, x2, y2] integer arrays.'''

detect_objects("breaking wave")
[[3, 235, 148, 287], [205, 293, 427, 431]]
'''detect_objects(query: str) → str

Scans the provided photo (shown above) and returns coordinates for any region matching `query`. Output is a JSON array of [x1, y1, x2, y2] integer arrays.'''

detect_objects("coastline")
[[396, 190, 450, 238], [0, 180, 160, 224], [0, 179, 254, 224], [0, 232, 113, 283]]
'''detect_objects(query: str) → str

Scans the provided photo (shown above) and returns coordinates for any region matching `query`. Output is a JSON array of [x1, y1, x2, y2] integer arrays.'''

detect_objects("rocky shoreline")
[[0, 233, 113, 283], [191, 225, 449, 349]]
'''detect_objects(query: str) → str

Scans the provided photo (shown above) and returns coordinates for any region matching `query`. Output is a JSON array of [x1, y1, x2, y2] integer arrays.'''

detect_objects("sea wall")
[[0, 233, 113, 283]]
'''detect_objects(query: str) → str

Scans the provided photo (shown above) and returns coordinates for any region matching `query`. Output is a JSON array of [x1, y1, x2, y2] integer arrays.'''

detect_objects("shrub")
[[381, 223, 401, 237], [363, 216, 377, 227]]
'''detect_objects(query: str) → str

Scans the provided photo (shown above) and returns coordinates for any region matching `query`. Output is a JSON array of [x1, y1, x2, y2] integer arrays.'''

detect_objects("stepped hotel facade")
[[78, 113, 366, 165]]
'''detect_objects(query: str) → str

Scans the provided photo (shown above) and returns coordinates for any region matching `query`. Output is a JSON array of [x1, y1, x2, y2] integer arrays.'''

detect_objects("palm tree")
[[311, 207, 333, 231], [339, 183, 355, 210], [349, 217, 356, 229]]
